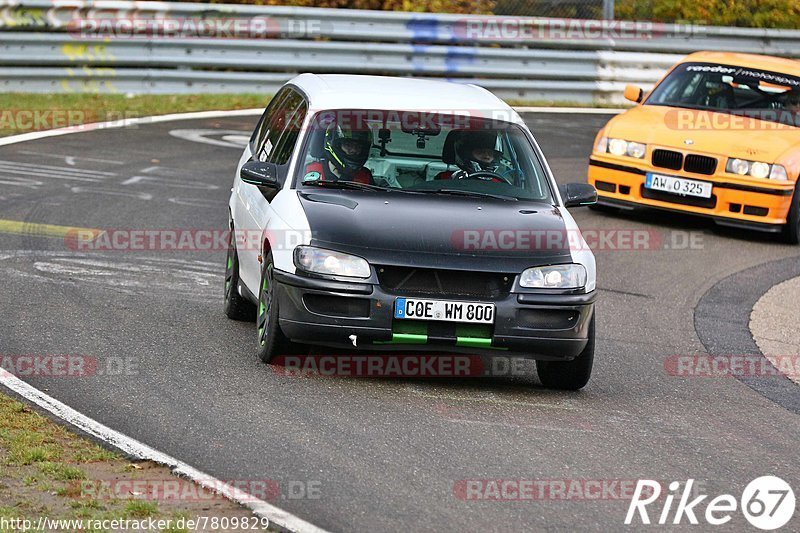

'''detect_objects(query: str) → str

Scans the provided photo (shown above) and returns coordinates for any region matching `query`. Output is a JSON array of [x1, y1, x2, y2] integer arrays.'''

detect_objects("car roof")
[[288, 73, 524, 126], [681, 51, 800, 77]]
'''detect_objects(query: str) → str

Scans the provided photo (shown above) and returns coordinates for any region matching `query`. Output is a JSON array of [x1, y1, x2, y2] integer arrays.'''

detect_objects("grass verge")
[[0, 93, 269, 137], [0, 394, 259, 531]]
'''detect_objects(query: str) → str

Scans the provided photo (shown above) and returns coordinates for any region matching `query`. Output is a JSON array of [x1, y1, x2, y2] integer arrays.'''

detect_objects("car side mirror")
[[624, 84, 643, 104], [559, 183, 597, 208], [240, 160, 279, 189]]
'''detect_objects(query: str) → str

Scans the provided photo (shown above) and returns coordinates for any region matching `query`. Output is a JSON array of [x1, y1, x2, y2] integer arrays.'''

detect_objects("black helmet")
[[324, 123, 372, 177], [454, 131, 502, 172], [787, 88, 800, 108]]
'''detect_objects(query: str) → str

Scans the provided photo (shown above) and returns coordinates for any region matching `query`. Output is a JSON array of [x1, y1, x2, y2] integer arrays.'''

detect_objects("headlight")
[[728, 158, 750, 175], [626, 142, 646, 159], [726, 158, 787, 180], [595, 136, 608, 154], [770, 165, 788, 181], [294, 246, 370, 278], [605, 138, 646, 159], [520, 264, 587, 289], [608, 138, 628, 156]]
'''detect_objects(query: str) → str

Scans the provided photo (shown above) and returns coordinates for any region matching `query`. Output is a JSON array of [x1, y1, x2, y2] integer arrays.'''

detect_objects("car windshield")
[[295, 109, 554, 202], [645, 62, 800, 127]]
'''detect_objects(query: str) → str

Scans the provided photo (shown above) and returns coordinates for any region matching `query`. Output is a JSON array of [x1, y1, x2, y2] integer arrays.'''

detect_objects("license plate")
[[645, 173, 712, 198], [394, 297, 495, 324]]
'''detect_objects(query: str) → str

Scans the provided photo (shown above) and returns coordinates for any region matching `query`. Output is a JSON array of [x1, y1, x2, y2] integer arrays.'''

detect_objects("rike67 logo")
[[625, 477, 795, 530]]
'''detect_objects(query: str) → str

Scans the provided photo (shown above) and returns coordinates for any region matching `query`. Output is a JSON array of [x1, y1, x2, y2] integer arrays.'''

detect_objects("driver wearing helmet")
[[436, 130, 506, 182], [304, 122, 374, 184], [786, 88, 800, 113]]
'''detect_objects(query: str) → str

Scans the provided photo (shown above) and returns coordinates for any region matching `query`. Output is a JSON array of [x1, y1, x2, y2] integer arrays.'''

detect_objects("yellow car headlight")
[[726, 158, 788, 180], [626, 142, 646, 159], [605, 138, 646, 159], [728, 158, 750, 175], [595, 136, 608, 154], [608, 138, 628, 156], [750, 162, 770, 179], [770, 165, 789, 181]]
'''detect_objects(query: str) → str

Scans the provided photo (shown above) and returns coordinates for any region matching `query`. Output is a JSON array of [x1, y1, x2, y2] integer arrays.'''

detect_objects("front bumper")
[[588, 156, 795, 231], [273, 270, 595, 361]]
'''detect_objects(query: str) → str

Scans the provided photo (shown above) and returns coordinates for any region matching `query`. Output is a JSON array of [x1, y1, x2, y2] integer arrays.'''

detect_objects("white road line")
[[169, 129, 253, 148], [0, 165, 104, 182], [0, 368, 329, 533], [18, 150, 126, 165], [0, 109, 266, 147], [0, 159, 117, 176]]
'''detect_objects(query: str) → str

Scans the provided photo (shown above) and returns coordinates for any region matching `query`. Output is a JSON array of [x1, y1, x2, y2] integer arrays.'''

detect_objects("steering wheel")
[[457, 170, 512, 184]]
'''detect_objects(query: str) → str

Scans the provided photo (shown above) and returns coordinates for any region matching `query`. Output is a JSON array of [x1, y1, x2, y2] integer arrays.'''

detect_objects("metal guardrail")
[[0, 0, 798, 102]]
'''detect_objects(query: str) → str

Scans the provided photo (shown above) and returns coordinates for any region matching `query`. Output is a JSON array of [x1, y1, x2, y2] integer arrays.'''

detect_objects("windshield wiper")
[[304, 180, 388, 192], [427, 188, 519, 201]]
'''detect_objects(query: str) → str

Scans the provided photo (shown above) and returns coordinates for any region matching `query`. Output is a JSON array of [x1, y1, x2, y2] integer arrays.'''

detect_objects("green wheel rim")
[[224, 254, 233, 295], [224, 232, 235, 299], [257, 264, 272, 347]]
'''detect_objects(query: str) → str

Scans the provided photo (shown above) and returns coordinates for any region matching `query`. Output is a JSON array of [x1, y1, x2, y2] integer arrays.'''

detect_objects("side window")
[[251, 88, 291, 159], [271, 99, 308, 166], [258, 90, 304, 164]]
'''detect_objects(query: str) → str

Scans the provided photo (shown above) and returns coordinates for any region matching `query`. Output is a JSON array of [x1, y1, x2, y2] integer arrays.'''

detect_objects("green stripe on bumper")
[[455, 337, 508, 350], [455, 337, 492, 348], [375, 333, 428, 345]]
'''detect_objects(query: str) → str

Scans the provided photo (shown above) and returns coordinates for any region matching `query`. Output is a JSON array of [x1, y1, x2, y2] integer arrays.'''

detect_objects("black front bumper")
[[273, 270, 595, 361]]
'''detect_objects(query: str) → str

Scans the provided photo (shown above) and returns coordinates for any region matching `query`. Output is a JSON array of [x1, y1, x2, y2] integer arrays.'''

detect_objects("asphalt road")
[[0, 112, 798, 532]]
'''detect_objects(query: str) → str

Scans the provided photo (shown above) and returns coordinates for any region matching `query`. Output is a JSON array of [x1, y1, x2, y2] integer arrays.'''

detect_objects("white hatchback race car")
[[225, 74, 598, 390]]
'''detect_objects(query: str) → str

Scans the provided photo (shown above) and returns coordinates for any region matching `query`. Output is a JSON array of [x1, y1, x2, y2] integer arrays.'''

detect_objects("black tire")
[[782, 180, 800, 245], [256, 252, 291, 364], [537, 313, 595, 390], [224, 226, 255, 321]]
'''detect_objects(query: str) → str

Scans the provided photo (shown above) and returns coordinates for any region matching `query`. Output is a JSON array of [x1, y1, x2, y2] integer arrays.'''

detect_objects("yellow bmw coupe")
[[589, 51, 800, 243]]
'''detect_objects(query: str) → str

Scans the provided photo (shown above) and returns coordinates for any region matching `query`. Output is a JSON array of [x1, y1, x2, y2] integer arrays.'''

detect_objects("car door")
[[236, 88, 307, 292]]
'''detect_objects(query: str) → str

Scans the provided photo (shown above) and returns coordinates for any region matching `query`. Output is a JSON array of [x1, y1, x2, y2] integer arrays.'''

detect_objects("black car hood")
[[297, 190, 573, 272]]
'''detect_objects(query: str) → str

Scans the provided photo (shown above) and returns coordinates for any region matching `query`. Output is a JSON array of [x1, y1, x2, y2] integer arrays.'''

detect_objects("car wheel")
[[224, 226, 255, 321], [536, 313, 595, 390], [256, 251, 290, 364], [782, 180, 800, 245]]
